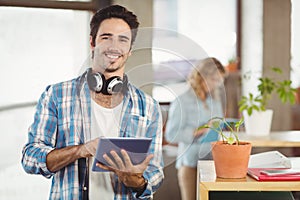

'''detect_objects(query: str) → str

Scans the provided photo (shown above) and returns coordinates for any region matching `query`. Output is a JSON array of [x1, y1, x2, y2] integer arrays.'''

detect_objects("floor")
[[154, 146, 181, 200]]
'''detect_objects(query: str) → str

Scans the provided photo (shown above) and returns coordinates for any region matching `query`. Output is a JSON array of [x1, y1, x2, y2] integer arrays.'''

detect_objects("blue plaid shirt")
[[21, 71, 164, 200]]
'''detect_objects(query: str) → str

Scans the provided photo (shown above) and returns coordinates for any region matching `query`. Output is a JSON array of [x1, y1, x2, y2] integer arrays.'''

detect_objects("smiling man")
[[21, 5, 164, 200], [92, 18, 132, 73]]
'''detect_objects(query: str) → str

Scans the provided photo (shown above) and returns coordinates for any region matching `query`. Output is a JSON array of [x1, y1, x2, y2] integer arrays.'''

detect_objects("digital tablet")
[[260, 169, 300, 176], [92, 137, 152, 172]]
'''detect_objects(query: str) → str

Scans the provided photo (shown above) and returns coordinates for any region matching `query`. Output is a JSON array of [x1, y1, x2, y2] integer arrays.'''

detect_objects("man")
[[21, 5, 164, 200]]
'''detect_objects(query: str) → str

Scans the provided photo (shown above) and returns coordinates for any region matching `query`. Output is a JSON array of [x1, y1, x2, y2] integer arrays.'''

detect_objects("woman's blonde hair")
[[188, 57, 226, 102]]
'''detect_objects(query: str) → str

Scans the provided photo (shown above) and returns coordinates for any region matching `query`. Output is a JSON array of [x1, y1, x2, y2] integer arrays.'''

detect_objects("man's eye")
[[101, 37, 109, 40], [120, 39, 128, 42]]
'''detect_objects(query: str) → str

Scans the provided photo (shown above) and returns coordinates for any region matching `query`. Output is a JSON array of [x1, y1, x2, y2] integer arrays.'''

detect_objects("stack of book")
[[247, 168, 300, 181], [247, 151, 300, 181]]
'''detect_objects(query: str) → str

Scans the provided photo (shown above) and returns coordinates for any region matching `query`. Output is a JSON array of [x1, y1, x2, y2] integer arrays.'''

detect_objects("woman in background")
[[165, 57, 227, 200]]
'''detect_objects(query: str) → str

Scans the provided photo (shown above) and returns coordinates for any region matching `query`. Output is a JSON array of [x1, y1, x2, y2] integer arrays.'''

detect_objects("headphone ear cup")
[[87, 69, 104, 93], [86, 68, 128, 95], [105, 76, 124, 95], [122, 74, 129, 94]]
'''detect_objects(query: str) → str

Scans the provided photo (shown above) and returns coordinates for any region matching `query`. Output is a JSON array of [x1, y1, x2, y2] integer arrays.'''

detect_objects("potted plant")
[[198, 117, 252, 179], [225, 57, 239, 72], [238, 67, 296, 136]]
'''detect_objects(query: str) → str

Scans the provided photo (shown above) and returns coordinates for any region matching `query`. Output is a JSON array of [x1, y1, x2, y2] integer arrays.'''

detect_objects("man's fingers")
[[121, 149, 133, 167], [142, 154, 154, 166], [102, 150, 153, 174], [96, 162, 111, 171], [110, 151, 125, 170], [103, 153, 118, 169]]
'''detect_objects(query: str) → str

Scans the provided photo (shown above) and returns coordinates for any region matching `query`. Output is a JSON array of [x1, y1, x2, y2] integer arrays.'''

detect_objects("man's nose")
[[109, 37, 119, 49]]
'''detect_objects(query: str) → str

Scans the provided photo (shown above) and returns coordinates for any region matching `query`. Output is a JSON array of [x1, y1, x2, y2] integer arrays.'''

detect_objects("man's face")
[[91, 18, 132, 74]]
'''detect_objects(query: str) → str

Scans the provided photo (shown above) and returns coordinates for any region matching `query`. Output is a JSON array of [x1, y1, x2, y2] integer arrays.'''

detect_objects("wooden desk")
[[225, 131, 300, 147], [197, 158, 300, 200]]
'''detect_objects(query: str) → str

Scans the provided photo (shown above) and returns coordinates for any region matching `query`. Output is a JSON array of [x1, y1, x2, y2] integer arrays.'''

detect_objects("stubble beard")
[[93, 49, 128, 74], [104, 56, 127, 73], [104, 63, 123, 73]]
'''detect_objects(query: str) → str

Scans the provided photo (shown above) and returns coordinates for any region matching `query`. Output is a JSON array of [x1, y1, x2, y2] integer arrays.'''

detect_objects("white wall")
[[241, 0, 263, 97], [291, 0, 300, 87]]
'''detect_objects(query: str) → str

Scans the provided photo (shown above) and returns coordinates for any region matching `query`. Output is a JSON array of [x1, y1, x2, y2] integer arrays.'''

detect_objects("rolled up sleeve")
[[21, 86, 57, 178]]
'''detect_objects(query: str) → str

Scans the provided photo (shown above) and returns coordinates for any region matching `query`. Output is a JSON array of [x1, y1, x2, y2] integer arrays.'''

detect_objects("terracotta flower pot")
[[225, 62, 238, 72], [211, 141, 252, 178]]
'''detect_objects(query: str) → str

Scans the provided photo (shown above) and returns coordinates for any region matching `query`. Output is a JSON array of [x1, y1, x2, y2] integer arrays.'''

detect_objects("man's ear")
[[128, 48, 132, 56], [90, 36, 95, 50]]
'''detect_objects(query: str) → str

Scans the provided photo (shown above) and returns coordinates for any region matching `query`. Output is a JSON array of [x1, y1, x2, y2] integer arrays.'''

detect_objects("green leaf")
[[199, 117, 244, 145], [239, 66, 296, 119], [248, 107, 253, 116], [197, 124, 209, 130], [211, 120, 221, 129], [271, 67, 282, 74], [289, 92, 296, 104], [227, 137, 235, 145], [239, 105, 248, 112], [253, 105, 260, 111]]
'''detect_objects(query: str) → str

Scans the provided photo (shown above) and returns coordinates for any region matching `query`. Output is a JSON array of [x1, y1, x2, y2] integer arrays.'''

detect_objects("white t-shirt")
[[89, 99, 123, 200]]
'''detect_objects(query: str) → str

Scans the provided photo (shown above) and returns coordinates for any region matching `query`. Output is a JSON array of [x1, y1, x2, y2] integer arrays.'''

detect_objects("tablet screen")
[[92, 137, 152, 172]]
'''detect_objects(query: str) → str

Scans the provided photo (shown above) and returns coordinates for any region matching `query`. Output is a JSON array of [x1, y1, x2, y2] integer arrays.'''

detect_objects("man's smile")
[[105, 52, 122, 61]]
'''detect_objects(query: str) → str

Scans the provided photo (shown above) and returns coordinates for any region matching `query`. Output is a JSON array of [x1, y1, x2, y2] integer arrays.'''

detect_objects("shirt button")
[[83, 187, 87, 191]]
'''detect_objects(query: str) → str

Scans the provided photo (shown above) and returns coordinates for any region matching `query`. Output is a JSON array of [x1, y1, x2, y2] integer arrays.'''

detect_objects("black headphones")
[[86, 68, 128, 95]]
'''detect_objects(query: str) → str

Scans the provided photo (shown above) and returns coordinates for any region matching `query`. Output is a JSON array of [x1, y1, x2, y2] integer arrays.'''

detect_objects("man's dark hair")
[[90, 5, 139, 47]]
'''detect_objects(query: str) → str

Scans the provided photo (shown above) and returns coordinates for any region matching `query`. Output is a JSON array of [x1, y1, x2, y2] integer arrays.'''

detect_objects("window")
[[152, 0, 237, 102], [291, 0, 300, 88], [0, 7, 90, 199]]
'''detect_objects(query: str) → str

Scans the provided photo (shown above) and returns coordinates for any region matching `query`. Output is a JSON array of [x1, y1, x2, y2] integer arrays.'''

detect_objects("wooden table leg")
[[199, 183, 209, 200]]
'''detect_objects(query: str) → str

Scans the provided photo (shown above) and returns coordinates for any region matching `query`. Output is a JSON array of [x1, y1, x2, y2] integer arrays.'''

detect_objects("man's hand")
[[46, 138, 99, 173], [80, 138, 99, 157], [46, 138, 99, 172], [96, 149, 153, 188]]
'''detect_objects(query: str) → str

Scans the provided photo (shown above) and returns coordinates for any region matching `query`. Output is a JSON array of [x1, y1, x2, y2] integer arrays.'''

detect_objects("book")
[[247, 168, 300, 181], [260, 169, 300, 176], [92, 137, 152, 172], [248, 151, 291, 168]]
